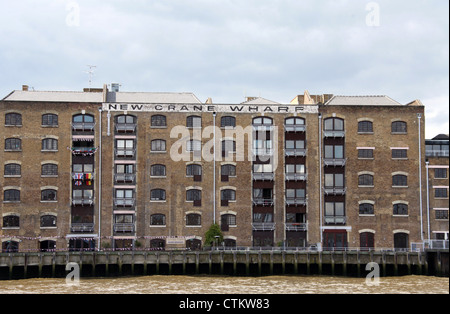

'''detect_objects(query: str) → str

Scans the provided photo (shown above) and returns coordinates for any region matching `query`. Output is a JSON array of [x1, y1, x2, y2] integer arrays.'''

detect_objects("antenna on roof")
[[85, 65, 97, 91]]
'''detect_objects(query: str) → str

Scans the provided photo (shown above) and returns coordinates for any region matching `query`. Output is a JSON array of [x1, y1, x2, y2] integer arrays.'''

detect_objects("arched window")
[[42, 114, 58, 126], [41, 189, 57, 201], [360, 232, 375, 250], [4, 189, 20, 202], [115, 115, 137, 133], [3, 214, 19, 228], [358, 121, 373, 133], [42, 138, 58, 151], [221, 189, 236, 201], [285, 117, 305, 126], [221, 139, 236, 156], [72, 114, 95, 131], [186, 213, 201, 226], [2, 240, 19, 253], [150, 214, 166, 226], [285, 117, 305, 132], [150, 239, 165, 249], [40, 215, 57, 227], [253, 117, 273, 126], [392, 121, 407, 133], [394, 232, 409, 250], [186, 164, 202, 176], [5, 138, 21, 151], [393, 203, 408, 215], [5, 113, 22, 126], [151, 115, 166, 127], [151, 164, 166, 177], [324, 117, 344, 131], [150, 189, 166, 201], [151, 139, 166, 152], [186, 116, 201, 128], [359, 203, 374, 215], [221, 116, 236, 128], [358, 174, 374, 186], [40, 240, 56, 252], [187, 139, 201, 152], [186, 189, 202, 201], [42, 163, 58, 176], [393, 174, 407, 187], [4, 163, 21, 176], [221, 164, 236, 177]]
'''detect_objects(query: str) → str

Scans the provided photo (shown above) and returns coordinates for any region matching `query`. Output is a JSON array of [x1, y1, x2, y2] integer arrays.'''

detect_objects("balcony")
[[252, 222, 276, 231], [113, 223, 135, 233], [426, 150, 449, 157], [72, 122, 95, 132], [71, 223, 95, 233], [285, 173, 308, 181], [70, 147, 98, 156], [285, 223, 307, 231], [252, 172, 274, 181], [115, 123, 137, 134], [72, 172, 94, 181], [71, 197, 94, 206], [114, 198, 136, 207], [323, 158, 347, 167], [252, 148, 274, 157], [324, 216, 347, 225], [285, 198, 307, 206], [253, 125, 274, 132], [284, 125, 306, 133], [115, 149, 136, 158], [114, 173, 136, 184], [323, 130, 345, 138], [323, 187, 347, 195], [285, 148, 307, 157], [252, 198, 274, 206]]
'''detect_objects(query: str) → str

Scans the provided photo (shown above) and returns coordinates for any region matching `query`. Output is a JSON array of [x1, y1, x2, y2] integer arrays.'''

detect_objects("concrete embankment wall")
[[0, 250, 448, 280]]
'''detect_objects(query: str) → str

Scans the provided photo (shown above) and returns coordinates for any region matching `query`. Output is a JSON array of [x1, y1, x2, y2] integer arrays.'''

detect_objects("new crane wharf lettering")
[[104, 103, 319, 114]]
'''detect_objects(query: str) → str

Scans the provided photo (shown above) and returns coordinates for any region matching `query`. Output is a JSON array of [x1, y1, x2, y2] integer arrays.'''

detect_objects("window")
[[359, 203, 374, 215], [41, 189, 57, 201], [42, 138, 58, 151], [221, 164, 236, 177], [151, 164, 166, 177], [393, 174, 407, 187], [116, 139, 134, 153], [73, 189, 93, 200], [325, 202, 345, 217], [358, 174, 374, 186], [73, 164, 93, 173], [222, 140, 236, 155], [324, 118, 344, 131], [116, 164, 134, 174], [187, 140, 201, 152], [435, 188, 448, 198], [40, 215, 57, 227], [3, 215, 19, 228], [253, 164, 273, 173], [285, 117, 305, 125], [4, 189, 20, 202], [253, 117, 273, 125], [324, 145, 344, 159], [5, 138, 21, 151], [221, 214, 237, 226], [42, 164, 58, 176], [392, 121, 407, 133], [150, 189, 166, 201], [435, 169, 448, 179], [221, 116, 236, 128], [393, 203, 408, 215], [285, 164, 305, 174], [151, 139, 166, 152], [253, 188, 273, 201], [392, 149, 408, 159], [285, 140, 305, 149], [186, 213, 201, 226], [286, 189, 305, 199], [253, 212, 273, 223], [5, 113, 22, 126], [117, 115, 136, 124], [73, 114, 94, 123], [186, 164, 202, 176], [221, 189, 236, 201], [151, 115, 166, 127], [4, 164, 21, 176], [358, 121, 373, 133], [42, 114, 58, 126], [187, 116, 201, 128], [358, 149, 374, 159], [150, 214, 166, 226], [435, 210, 448, 220], [72, 114, 95, 131], [186, 189, 202, 201], [325, 173, 344, 188]]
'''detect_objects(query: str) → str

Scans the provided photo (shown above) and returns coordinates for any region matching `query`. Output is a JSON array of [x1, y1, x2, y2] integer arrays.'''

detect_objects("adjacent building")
[[1, 85, 445, 252]]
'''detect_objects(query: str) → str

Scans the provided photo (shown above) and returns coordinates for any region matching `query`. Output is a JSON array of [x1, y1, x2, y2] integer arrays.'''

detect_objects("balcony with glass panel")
[[71, 190, 94, 206], [114, 173, 136, 184], [285, 223, 308, 231], [71, 223, 95, 233]]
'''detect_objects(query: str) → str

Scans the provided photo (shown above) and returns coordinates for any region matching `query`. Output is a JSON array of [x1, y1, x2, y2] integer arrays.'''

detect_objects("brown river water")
[[0, 275, 448, 294]]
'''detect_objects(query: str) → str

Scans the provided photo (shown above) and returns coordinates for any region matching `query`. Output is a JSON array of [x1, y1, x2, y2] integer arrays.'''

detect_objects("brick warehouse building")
[[1, 85, 447, 252]]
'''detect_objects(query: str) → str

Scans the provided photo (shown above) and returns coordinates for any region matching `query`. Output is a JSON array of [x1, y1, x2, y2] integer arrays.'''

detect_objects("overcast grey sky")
[[0, 0, 448, 137]]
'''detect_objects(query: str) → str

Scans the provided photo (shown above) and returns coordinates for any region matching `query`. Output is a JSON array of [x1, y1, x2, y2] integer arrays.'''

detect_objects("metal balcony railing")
[[284, 125, 306, 132], [114, 198, 136, 207], [252, 148, 274, 156], [115, 123, 137, 133], [252, 198, 274, 206], [285, 148, 307, 157], [323, 158, 347, 167], [324, 216, 347, 225], [114, 173, 136, 184], [113, 223, 135, 233], [285, 173, 308, 181], [323, 130, 345, 138], [252, 172, 274, 181], [71, 223, 95, 233], [425, 150, 449, 157], [285, 198, 307, 206], [114, 149, 136, 158], [71, 197, 95, 206], [252, 222, 276, 231], [285, 223, 308, 231], [323, 187, 347, 195], [71, 122, 95, 132]]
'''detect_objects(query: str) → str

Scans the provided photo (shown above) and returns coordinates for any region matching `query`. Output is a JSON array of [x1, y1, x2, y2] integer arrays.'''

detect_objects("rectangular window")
[[435, 210, 449, 220], [358, 149, 374, 159], [435, 188, 448, 198], [435, 168, 448, 179], [392, 149, 408, 159]]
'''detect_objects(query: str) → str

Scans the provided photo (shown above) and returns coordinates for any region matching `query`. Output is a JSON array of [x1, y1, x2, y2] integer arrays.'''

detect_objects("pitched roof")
[[324, 95, 402, 106], [240, 97, 280, 105], [106, 92, 202, 104], [2, 90, 103, 103]]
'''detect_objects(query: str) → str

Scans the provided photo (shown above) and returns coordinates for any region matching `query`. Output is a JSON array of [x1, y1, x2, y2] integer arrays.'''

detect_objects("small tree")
[[205, 223, 224, 247]]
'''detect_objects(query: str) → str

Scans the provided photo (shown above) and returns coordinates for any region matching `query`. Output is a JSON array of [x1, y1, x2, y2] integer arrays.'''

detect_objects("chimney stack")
[[22, 85, 29, 91]]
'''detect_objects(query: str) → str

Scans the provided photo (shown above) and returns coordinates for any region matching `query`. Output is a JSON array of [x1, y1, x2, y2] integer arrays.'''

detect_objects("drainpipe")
[[417, 113, 424, 242], [318, 113, 323, 246], [213, 112, 217, 224], [426, 160, 430, 242], [98, 107, 102, 251]]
